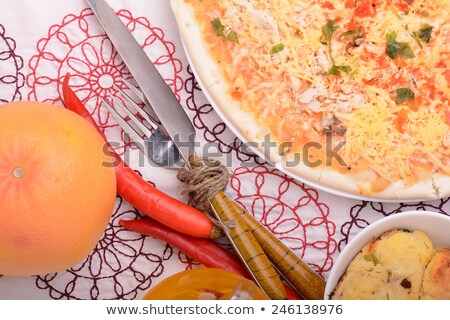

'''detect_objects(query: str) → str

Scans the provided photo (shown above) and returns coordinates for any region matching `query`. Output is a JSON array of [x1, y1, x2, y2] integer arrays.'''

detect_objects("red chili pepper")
[[119, 218, 302, 300], [61, 73, 221, 239]]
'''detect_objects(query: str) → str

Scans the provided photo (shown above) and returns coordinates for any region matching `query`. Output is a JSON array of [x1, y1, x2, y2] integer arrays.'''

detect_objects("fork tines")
[[102, 78, 180, 168]]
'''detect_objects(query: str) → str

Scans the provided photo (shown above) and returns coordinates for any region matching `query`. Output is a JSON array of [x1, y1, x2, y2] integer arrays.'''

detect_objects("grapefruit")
[[0, 101, 117, 276]]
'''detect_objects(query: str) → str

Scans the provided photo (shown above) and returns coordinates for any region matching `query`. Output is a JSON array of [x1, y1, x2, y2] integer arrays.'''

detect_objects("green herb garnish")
[[387, 270, 392, 283], [411, 31, 424, 49], [396, 88, 415, 103], [341, 29, 361, 37], [410, 24, 433, 49], [321, 20, 339, 64], [386, 292, 390, 300], [226, 30, 239, 43], [270, 43, 285, 55], [350, 68, 358, 78], [321, 20, 355, 76], [392, 8, 402, 20], [211, 18, 225, 37], [386, 31, 415, 59], [341, 29, 361, 39], [211, 18, 239, 44], [327, 64, 352, 76], [322, 20, 339, 40], [417, 24, 433, 43], [339, 28, 362, 42], [363, 252, 379, 266]]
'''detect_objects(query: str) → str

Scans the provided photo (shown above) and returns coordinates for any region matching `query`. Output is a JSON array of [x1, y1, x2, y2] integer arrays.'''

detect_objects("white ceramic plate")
[[324, 211, 450, 299]]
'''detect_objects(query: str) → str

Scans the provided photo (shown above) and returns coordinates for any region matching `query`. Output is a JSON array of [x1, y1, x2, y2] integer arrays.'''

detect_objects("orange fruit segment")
[[0, 101, 117, 276]]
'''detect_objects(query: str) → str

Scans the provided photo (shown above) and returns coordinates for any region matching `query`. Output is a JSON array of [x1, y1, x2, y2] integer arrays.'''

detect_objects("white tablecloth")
[[0, 0, 449, 299]]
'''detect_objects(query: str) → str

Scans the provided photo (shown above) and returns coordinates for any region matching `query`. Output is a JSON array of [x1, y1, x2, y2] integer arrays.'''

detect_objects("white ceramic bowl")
[[324, 211, 450, 299]]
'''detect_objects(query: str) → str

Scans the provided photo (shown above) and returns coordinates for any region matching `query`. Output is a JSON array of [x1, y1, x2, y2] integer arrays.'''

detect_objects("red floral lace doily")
[[339, 199, 450, 251], [27, 8, 183, 155], [230, 165, 337, 276], [0, 23, 24, 103], [34, 196, 171, 299]]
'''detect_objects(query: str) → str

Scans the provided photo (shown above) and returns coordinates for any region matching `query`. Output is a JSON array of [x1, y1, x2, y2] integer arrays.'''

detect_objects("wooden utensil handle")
[[188, 155, 286, 300], [210, 191, 287, 300], [231, 202, 326, 300]]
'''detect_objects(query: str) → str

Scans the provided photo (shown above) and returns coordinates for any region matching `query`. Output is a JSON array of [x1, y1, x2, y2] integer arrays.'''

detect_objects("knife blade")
[[87, 0, 195, 162]]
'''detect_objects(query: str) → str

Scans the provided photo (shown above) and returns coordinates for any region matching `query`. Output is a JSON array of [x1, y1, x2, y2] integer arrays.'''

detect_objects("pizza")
[[170, 0, 450, 200]]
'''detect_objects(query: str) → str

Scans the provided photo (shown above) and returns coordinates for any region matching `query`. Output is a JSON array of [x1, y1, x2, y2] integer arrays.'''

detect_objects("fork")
[[107, 78, 180, 169], [103, 79, 288, 300]]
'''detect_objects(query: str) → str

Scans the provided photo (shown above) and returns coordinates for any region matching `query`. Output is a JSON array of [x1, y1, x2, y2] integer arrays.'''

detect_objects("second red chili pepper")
[[120, 218, 302, 300]]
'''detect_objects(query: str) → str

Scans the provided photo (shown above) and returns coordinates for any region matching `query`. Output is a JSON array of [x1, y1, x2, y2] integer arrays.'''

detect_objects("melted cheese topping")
[[187, 0, 450, 184]]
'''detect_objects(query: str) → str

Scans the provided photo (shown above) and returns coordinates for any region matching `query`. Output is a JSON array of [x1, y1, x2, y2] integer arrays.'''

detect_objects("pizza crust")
[[170, 0, 442, 201], [430, 173, 450, 199], [315, 168, 438, 200]]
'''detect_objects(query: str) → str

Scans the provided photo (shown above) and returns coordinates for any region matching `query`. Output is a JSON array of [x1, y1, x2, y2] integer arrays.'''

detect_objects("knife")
[[87, 0, 195, 161], [87, 0, 292, 300]]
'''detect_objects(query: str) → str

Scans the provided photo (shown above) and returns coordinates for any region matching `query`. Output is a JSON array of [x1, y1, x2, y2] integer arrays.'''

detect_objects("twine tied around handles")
[[176, 158, 230, 216]]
